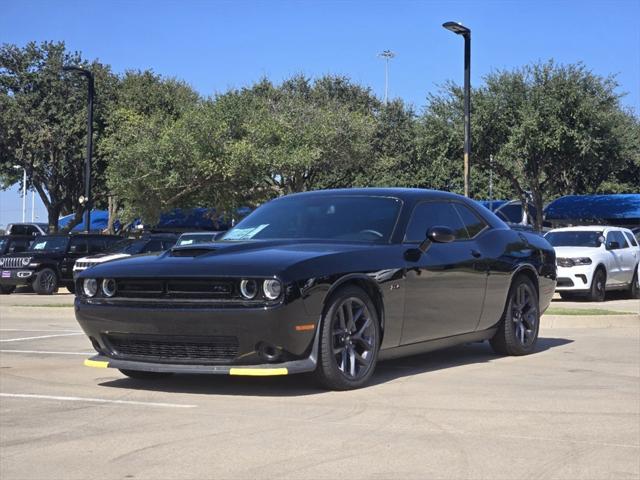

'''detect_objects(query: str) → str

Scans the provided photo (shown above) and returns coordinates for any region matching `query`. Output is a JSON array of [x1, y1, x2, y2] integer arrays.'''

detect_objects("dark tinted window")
[[453, 204, 487, 238], [545, 231, 603, 248], [88, 237, 107, 253], [623, 231, 638, 247], [607, 231, 628, 250], [222, 195, 401, 243], [405, 202, 468, 243], [141, 239, 165, 253], [69, 237, 88, 254]]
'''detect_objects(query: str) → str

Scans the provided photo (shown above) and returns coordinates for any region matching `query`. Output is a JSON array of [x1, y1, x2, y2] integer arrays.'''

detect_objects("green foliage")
[[0, 41, 117, 231]]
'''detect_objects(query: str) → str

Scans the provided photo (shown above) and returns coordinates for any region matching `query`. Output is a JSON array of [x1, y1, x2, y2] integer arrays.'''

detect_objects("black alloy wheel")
[[589, 269, 606, 302], [315, 285, 380, 390], [629, 267, 639, 299], [33, 268, 58, 295], [490, 275, 539, 356]]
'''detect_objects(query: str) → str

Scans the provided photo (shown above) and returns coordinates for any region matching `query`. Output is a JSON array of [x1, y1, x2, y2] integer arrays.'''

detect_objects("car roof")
[[547, 226, 625, 232], [284, 187, 463, 201]]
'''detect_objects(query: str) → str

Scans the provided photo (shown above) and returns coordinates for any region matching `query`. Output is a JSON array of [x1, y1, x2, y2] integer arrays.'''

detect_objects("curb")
[[541, 314, 639, 328]]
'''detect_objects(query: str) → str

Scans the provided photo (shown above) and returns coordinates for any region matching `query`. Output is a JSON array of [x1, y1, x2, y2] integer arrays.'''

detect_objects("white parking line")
[[0, 349, 93, 355], [0, 333, 84, 343], [0, 393, 197, 409], [0, 329, 81, 332]]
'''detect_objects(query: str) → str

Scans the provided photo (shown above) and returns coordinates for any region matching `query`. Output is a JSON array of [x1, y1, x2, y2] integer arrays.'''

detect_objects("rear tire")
[[559, 292, 577, 301], [33, 268, 59, 295], [66, 284, 76, 294], [118, 369, 173, 380], [314, 285, 380, 390], [588, 268, 606, 302], [0, 285, 16, 295], [628, 267, 639, 299], [490, 275, 540, 356]]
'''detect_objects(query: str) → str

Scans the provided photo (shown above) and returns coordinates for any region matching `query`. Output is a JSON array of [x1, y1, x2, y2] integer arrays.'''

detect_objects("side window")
[[141, 240, 164, 253], [606, 231, 628, 250], [453, 204, 488, 238], [404, 202, 469, 243], [88, 237, 107, 253], [69, 237, 88, 254], [623, 231, 638, 247]]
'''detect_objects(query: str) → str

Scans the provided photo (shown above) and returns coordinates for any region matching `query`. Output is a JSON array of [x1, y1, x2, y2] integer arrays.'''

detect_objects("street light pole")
[[62, 66, 94, 232], [443, 21, 472, 198], [12, 165, 26, 222], [377, 50, 396, 105]]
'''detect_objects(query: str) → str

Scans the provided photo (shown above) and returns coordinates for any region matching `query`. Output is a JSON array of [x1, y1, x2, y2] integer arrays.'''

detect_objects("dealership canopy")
[[544, 194, 640, 227]]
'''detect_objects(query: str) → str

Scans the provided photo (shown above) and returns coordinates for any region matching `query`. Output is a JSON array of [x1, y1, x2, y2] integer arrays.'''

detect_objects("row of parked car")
[[0, 230, 221, 295]]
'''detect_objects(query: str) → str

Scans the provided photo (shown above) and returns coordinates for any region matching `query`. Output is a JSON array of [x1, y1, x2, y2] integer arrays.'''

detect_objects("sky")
[[1, 0, 639, 227]]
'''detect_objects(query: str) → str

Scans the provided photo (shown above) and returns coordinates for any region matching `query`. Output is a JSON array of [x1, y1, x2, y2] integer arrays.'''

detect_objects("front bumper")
[[555, 264, 594, 291], [75, 297, 320, 371], [0, 269, 35, 286], [83, 352, 317, 376]]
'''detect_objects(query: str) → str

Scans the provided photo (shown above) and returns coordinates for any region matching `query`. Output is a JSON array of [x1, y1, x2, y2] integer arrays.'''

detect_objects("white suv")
[[545, 226, 640, 301]]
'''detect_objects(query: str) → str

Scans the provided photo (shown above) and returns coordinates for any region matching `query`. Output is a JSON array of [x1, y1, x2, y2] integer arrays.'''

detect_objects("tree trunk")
[[107, 195, 118, 234], [47, 205, 61, 233]]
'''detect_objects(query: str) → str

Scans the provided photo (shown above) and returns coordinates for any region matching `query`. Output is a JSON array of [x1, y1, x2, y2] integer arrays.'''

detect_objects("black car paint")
[[75, 189, 557, 374], [0, 234, 120, 289]]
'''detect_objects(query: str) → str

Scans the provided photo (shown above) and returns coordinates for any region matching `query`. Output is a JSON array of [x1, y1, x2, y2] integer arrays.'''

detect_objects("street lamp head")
[[378, 50, 396, 60], [443, 21, 471, 36], [62, 65, 91, 77]]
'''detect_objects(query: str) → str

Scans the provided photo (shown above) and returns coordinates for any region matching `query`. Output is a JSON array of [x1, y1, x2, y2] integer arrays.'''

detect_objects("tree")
[[0, 41, 117, 231], [419, 61, 640, 229]]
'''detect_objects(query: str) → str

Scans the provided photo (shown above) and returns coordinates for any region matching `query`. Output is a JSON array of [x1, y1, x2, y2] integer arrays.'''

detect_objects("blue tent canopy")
[[58, 210, 111, 232], [544, 194, 640, 225]]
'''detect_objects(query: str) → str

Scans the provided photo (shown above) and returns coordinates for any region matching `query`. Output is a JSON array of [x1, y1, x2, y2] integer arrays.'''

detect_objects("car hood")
[[77, 253, 131, 264], [78, 240, 397, 282], [553, 246, 600, 258]]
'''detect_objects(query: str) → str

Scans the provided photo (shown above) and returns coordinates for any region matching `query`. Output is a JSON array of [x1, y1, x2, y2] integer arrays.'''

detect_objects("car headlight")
[[263, 279, 282, 300], [83, 278, 98, 297], [239, 279, 258, 299], [21, 257, 31, 266], [571, 257, 592, 265], [101, 278, 117, 297]]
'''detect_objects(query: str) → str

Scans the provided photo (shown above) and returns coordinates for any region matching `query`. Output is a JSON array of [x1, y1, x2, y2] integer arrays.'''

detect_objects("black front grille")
[[115, 278, 235, 299], [106, 334, 239, 363]]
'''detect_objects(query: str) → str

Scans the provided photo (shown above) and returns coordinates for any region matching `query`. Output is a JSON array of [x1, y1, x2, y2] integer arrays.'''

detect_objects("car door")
[[401, 200, 487, 344], [604, 231, 626, 285], [617, 231, 637, 283], [63, 237, 89, 281]]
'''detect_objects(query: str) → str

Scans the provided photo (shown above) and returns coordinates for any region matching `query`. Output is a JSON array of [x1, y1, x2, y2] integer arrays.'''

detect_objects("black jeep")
[[0, 233, 120, 295]]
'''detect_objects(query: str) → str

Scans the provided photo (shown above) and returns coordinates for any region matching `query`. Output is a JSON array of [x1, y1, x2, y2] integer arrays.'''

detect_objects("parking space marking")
[[0, 333, 84, 343], [0, 393, 197, 409], [0, 349, 93, 355], [0, 329, 81, 332]]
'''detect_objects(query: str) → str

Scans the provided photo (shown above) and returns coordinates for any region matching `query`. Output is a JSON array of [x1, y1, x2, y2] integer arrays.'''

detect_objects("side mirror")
[[212, 231, 226, 241], [427, 226, 456, 244], [607, 241, 620, 250], [597, 235, 605, 247], [417, 226, 455, 254]]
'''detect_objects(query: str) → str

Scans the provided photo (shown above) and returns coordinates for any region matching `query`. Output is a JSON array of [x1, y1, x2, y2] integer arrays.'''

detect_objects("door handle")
[[471, 249, 482, 258]]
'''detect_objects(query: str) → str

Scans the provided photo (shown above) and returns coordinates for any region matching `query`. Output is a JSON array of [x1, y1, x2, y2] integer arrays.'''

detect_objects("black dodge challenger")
[[76, 188, 556, 390]]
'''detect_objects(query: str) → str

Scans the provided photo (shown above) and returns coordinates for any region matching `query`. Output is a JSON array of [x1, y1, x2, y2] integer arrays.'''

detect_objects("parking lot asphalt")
[[1, 293, 639, 479]]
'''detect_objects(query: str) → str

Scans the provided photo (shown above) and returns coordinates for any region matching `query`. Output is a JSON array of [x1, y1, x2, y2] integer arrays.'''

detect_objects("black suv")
[[0, 233, 120, 295]]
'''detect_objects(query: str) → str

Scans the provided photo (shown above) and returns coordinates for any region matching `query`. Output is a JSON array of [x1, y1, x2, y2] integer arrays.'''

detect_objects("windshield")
[[221, 195, 402, 243], [103, 239, 147, 255], [177, 234, 217, 246], [545, 231, 603, 247], [0, 238, 6, 252], [27, 236, 69, 252]]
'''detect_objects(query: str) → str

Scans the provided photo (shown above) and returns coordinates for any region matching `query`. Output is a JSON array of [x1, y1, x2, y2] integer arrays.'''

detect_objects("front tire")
[[0, 285, 16, 295], [314, 285, 380, 390], [66, 283, 76, 294], [490, 275, 540, 356], [118, 369, 173, 380], [628, 267, 639, 299], [589, 268, 606, 302], [33, 268, 58, 295]]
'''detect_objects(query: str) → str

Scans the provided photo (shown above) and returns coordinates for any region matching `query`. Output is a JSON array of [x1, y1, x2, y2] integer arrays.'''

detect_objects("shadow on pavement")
[[98, 336, 573, 397]]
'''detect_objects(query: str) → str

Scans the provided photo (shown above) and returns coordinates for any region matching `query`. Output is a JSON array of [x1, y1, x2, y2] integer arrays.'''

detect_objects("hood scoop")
[[169, 245, 218, 257]]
